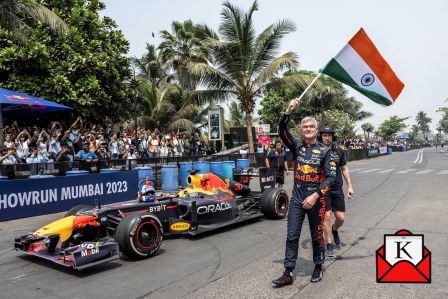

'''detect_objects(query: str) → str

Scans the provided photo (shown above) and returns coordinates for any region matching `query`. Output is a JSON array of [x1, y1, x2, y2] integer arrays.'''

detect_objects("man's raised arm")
[[278, 99, 300, 154]]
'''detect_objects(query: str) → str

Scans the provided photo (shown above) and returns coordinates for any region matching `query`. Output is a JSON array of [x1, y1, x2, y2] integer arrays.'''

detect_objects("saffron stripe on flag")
[[348, 28, 404, 100]]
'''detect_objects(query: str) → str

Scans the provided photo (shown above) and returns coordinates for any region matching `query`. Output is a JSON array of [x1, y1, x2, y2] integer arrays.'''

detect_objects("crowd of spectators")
[[339, 137, 413, 150], [0, 117, 207, 174]]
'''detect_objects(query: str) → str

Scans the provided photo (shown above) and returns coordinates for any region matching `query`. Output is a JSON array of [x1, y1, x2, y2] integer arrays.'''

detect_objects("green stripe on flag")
[[322, 59, 393, 106]]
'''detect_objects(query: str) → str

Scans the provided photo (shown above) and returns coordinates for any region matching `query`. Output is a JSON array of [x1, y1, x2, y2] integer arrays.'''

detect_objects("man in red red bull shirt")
[[272, 98, 336, 287]]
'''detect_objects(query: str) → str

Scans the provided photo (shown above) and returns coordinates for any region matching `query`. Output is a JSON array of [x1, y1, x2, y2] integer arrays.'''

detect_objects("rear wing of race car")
[[233, 167, 275, 192], [14, 234, 119, 270]]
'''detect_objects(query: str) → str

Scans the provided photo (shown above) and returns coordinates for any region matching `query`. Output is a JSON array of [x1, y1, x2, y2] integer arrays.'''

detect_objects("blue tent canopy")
[[0, 88, 72, 112], [398, 133, 411, 140], [0, 88, 72, 145]]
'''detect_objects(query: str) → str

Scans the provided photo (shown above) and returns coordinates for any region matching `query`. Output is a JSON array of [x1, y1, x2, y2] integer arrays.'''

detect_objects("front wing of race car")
[[14, 234, 119, 270]]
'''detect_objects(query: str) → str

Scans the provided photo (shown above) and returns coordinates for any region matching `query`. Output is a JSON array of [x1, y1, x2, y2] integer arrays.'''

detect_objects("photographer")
[[123, 145, 140, 170]]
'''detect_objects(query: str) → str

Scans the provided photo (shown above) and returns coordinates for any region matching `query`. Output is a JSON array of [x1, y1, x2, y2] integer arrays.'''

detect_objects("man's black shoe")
[[332, 225, 340, 246], [272, 271, 293, 287], [310, 266, 323, 283], [326, 243, 334, 257]]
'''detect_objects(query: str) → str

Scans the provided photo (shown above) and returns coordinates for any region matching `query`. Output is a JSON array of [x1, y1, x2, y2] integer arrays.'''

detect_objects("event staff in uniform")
[[319, 126, 354, 257], [265, 140, 289, 188], [273, 98, 336, 287]]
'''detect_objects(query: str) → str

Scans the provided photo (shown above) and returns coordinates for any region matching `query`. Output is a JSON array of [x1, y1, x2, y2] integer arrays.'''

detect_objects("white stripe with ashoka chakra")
[[335, 45, 393, 102]]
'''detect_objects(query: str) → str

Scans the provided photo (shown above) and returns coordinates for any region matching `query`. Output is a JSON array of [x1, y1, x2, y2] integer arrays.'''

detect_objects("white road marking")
[[413, 150, 423, 164], [415, 169, 433, 174], [358, 168, 382, 173], [378, 168, 395, 173], [417, 149, 424, 164], [413, 149, 425, 164], [349, 168, 366, 172], [396, 169, 417, 174], [436, 170, 448, 174]]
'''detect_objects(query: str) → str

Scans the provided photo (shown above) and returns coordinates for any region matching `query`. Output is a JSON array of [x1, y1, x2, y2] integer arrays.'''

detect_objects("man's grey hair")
[[300, 116, 318, 128]]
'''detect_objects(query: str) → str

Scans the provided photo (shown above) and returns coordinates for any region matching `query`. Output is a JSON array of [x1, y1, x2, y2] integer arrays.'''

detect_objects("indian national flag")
[[322, 28, 404, 106]]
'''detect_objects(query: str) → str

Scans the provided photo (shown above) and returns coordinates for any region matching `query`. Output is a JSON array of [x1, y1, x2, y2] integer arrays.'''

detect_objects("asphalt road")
[[1, 147, 447, 299]]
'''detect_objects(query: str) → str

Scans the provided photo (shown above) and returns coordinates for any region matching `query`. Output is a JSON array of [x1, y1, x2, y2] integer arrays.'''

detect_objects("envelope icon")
[[376, 230, 431, 283]]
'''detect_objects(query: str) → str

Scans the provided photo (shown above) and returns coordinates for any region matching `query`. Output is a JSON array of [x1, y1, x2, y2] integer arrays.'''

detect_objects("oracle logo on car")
[[197, 202, 232, 214], [170, 222, 191, 231]]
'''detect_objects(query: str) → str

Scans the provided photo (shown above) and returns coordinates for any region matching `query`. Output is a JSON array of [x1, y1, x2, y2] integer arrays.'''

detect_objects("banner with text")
[[0, 171, 138, 221]]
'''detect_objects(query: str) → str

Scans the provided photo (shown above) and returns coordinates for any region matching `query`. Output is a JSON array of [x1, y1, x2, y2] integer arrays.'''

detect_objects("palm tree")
[[188, 0, 308, 153], [0, 0, 67, 44], [415, 111, 431, 141], [132, 43, 173, 86], [159, 20, 216, 91], [228, 101, 244, 127], [132, 44, 204, 133], [303, 85, 340, 126], [361, 123, 374, 140]]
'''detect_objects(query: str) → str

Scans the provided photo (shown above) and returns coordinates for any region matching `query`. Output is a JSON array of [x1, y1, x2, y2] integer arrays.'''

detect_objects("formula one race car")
[[14, 168, 288, 270]]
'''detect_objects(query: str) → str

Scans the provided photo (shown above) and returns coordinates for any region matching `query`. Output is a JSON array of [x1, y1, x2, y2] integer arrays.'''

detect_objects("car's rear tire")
[[261, 188, 289, 219], [115, 212, 163, 259], [64, 204, 94, 217]]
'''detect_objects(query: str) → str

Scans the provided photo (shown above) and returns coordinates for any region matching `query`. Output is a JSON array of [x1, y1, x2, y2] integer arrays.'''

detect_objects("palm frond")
[[252, 51, 299, 89], [251, 19, 296, 76], [189, 89, 235, 106], [0, 10, 30, 44], [188, 62, 236, 90], [14, 2, 68, 34], [264, 73, 316, 95], [167, 118, 197, 133]]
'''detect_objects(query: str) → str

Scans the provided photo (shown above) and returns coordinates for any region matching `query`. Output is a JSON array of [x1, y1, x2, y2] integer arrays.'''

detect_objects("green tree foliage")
[[415, 111, 431, 140], [378, 115, 409, 140], [260, 70, 372, 134], [188, 1, 309, 153], [0, 0, 132, 122], [317, 110, 355, 140], [259, 90, 288, 129], [159, 20, 216, 92], [227, 101, 244, 127], [132, 39, 206, 133], [361, 122, 374, 140], [0, 0, 67, 44], [437, 107, 448, 133]]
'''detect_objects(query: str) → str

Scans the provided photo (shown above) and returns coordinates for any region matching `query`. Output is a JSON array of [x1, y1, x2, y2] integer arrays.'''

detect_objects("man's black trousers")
[[284, 195, 326, 269]]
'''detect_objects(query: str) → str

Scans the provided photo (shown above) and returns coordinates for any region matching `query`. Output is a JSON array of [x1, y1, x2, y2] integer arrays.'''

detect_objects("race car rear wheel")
[[64, 204, 94, 217], [261, 188, 289, 219], [115, 212, 163, 259]]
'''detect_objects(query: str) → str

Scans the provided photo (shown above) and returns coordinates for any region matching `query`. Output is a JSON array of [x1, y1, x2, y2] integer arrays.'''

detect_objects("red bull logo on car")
[[186, 173, 233, 196]]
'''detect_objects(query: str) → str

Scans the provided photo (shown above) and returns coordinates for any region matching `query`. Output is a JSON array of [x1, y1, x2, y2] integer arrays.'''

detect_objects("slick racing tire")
[[64, 204, 95, 217], [260, 188, 289, 219], [115, 212, 163, 259]]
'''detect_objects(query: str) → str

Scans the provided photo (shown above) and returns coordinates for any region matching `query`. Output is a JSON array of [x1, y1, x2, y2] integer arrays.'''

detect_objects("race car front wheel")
[[115, 212, 163, 259], [261, 188, 289, 219]]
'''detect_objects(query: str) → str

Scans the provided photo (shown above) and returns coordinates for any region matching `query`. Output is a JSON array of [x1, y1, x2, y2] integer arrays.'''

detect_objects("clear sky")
[[101, 0, 448, 132]]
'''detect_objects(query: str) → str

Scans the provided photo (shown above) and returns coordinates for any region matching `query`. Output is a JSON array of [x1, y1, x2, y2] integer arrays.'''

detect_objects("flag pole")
[[296, 72, 322, 102]]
